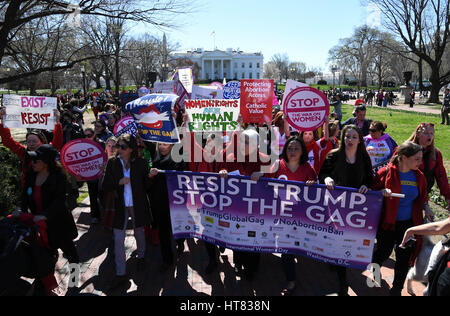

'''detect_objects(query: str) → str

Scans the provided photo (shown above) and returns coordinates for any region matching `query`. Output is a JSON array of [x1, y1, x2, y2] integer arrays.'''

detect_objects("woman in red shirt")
[[269, 136, 318, 295]]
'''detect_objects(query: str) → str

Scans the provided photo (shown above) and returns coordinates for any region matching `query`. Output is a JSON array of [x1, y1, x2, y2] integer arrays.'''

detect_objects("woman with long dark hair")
[[102, 134, 152, 288], [319, 125, 374, 296]]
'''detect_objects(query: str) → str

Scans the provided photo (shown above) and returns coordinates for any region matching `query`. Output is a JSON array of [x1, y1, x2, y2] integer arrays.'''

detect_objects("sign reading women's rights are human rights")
[[166, 171, 383, 270]]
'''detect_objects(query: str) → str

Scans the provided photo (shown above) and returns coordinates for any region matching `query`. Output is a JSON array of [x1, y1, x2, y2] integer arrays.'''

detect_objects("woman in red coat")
[[0, 107, 63, 186], [372, 141, 432, 296]]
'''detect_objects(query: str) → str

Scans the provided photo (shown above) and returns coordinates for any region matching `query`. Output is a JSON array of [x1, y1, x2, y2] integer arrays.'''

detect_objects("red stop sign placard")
[[283, 87, 329, 132], [61, 139, 107, 181]]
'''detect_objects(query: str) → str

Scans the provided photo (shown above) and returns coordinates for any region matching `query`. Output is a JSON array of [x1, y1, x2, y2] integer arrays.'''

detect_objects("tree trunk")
[[428, 67, 441, 104], [418, 58, 424, 92]]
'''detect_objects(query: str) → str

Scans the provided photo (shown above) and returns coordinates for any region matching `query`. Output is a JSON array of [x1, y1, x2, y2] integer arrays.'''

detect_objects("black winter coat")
[[21, 169, 78, 249]]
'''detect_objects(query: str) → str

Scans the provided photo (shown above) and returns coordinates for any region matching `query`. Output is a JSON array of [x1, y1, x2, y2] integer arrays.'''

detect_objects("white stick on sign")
[[391, 193, 405, 199]]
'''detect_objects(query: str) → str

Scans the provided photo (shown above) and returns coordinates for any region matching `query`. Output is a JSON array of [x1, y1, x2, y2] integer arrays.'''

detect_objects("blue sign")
[[124, 94, 180, 144], [223, 81, 241, 99]]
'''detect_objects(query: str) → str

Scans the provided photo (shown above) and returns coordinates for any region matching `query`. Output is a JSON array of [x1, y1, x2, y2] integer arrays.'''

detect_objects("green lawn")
[[340, 104, 449, 165]]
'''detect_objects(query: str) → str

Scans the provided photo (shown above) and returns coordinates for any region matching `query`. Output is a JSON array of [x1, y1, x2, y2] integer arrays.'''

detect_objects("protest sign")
[[283, 86, 329, 132], [61, 139, 107, 181], [152, 80, 190, 109], [223, 81, 241, 100], [166, 171, 383, 270], [152, 81, 177, 94], [2, 95, 57, 130], [177, 68, 194, 94], [240, 79, 273, 124], [209, 82, 224, 89], [124, 94, 180, 144], [184, 99, 240, 132], [113, 115, 138, 137], [191, 85, 224, 100]]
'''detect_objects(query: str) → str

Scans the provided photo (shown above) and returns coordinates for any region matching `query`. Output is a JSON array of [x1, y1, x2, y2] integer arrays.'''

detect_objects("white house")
[[172, 48, 264, 81]]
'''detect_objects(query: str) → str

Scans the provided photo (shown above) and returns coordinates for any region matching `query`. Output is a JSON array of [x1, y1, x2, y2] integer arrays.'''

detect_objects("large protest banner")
[[125, 94, 180, 144], [2, 94, 57, 130], [240, 79, 273, 124], [166, 171, 383, 270], [184, 99, 240, 132]]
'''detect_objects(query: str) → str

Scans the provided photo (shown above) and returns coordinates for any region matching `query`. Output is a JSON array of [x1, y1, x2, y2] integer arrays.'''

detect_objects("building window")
[[242, 73, 245, 79], [257, 73, 260, 79], [249, 63, 252, 69], [242, 63, 245, 68], [234, 63, 238, 69], [257, 63, 260, 68], [249, 73, 253, 79], [234, 73, 238, 79]]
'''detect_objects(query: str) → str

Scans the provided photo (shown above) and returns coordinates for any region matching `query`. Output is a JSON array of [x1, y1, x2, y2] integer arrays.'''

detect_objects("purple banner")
[[165, 171, 383, 270]]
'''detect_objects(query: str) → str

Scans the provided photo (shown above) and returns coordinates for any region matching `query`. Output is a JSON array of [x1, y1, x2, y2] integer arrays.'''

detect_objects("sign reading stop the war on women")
[[184, 99, 240, 132], [240, 79, 273, 124], [166, 171, 383, 270], [283, 86, 330, 132], [2, 94, 57, 130], [60, 139, 108, 181]]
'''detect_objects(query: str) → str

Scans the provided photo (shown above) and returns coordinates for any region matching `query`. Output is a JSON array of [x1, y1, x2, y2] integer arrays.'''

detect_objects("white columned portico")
[[201, 59, 205, 79]]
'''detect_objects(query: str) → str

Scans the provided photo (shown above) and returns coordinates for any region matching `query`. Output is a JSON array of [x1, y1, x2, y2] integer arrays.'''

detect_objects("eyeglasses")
[[84, 133, 94, 138], [115, 144, 129, 150]]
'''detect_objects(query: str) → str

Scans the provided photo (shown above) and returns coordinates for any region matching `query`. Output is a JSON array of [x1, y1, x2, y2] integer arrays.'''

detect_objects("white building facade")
[[172, 49, 264, 81]]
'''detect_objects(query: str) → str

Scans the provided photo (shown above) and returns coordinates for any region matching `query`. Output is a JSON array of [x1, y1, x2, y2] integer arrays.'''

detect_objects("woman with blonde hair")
[[408, 123, 450, 211]]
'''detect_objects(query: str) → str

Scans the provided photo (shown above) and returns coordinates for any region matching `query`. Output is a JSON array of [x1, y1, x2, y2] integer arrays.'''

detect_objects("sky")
[[131, 0, 377, 72]]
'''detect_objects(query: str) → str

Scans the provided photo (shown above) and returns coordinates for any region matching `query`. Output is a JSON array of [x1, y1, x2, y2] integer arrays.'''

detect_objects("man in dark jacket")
[[442, 88, 450, 125], [340, 105, 373, 136]]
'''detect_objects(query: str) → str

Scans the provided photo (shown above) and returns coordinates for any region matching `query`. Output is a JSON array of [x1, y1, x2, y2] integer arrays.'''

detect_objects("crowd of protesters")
[[0, 86, 449, 297]]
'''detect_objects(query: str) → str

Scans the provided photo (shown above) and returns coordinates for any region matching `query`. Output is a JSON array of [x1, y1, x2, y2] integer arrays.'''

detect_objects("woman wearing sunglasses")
[[364, 121, 398, 171], [408, 123, 450, 211], [102, 134, 152, 289]]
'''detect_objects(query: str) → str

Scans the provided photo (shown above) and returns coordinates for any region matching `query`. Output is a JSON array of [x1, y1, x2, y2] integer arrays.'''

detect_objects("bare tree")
[[0, 0, 198, 85], [271, 53, 290, 83], [367, 0, 450, 102]]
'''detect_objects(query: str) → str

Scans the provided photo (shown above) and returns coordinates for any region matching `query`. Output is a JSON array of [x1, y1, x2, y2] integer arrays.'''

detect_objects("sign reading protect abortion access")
[[283, 87, 329, 132], [166, 171, 383, 270], [240, 80, 273, 124], [61, 139, 107, 181], [2, 94, 57, 130]]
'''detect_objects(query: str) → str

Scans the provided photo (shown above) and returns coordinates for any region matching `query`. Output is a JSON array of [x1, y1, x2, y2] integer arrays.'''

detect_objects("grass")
[[340, 104, 450, 218], [340, 104, 449, 164]]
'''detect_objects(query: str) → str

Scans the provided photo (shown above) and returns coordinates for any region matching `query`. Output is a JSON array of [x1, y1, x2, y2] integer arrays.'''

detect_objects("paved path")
[[47, 198, 426, 297]]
